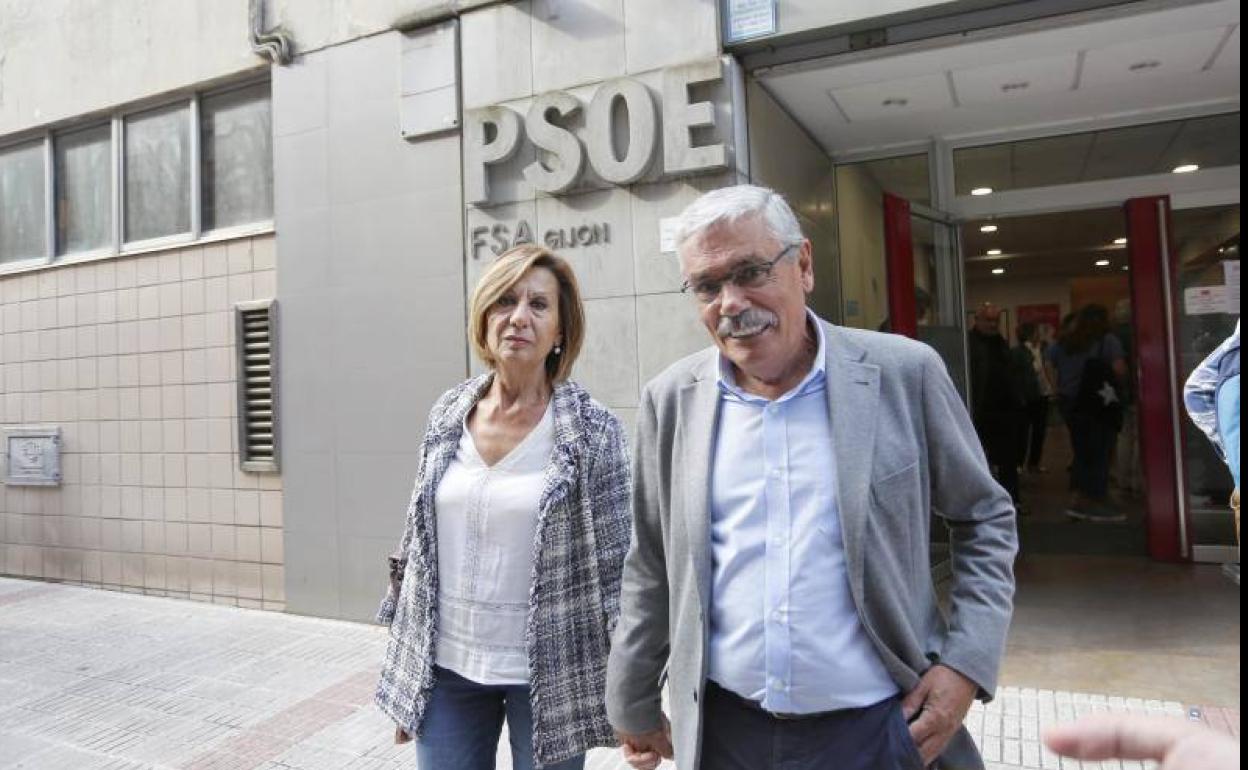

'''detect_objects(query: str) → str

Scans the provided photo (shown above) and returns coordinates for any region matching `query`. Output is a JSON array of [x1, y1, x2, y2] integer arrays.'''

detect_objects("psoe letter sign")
[[464, 59, 731, 206]]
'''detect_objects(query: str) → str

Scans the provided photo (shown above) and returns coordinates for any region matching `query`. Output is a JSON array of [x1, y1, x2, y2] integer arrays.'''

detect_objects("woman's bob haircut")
[[468, 244, 585, 383]]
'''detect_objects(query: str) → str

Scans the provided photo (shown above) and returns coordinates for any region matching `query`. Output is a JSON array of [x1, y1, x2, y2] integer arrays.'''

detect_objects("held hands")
[[617, 713, 674, 770], [901, 664, 979, 765], [1045, 715, 1240, 769]]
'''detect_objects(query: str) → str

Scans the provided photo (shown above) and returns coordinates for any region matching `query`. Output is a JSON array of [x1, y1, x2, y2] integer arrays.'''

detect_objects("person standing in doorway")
[[969, 303, 1026, 508], [1046, 304, 1128, 522], [1013, 322, 1053, 476], [1111, 299, 1141, 497]]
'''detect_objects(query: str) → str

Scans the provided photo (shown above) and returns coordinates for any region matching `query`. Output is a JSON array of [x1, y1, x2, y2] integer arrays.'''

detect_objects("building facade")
[[1, 0, 1240, 621]]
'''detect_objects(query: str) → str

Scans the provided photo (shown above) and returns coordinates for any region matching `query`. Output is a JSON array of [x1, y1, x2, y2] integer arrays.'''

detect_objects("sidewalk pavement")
[[0, 577, 1238, 770]]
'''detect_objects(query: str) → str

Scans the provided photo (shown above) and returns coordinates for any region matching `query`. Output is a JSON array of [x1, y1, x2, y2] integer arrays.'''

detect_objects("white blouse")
[[433, 403, 555, 685]]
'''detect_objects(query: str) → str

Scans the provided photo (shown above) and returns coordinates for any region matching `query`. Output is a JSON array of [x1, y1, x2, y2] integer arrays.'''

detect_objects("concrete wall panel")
[[574, 297, 641, 410], [0, 0, 259, 136], [529, 0, 628, 93], [275, 31, 466, 621], [462, 1, 535, 109], [635, 291, 711, 385], [625, 0, 721, 74]]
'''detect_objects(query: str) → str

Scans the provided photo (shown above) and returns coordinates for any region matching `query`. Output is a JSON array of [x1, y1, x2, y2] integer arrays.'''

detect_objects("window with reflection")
[[201, 83, 273, 231], [55, 124, 112, 255], [124, 104, 191, 243], [0, 140, 47, 263]]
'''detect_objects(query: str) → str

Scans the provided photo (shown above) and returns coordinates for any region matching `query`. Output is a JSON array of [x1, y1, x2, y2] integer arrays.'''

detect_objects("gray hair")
[[673, 185, 804, 252]]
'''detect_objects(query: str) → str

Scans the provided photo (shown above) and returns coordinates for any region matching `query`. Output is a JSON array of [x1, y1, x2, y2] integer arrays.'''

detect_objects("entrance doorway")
[[962, 207, 1146, 556], [878, 199, 1241, 563]]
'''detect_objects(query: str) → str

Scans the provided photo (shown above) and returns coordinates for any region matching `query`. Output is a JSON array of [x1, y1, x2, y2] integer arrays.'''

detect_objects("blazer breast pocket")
[[869, 461, 921, 574]]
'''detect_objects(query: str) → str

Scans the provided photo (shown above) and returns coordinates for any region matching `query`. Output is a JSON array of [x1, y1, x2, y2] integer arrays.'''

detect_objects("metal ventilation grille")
[[235, 299, 279, 473]]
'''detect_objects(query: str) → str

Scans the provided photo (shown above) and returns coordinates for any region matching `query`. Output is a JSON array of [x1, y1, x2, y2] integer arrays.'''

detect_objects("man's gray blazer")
[[606, 320, 1018, 770]]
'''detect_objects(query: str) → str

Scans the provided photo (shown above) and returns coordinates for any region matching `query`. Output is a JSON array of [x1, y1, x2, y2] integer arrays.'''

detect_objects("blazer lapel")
[[539, 382, 582, 515], [677, 354, 721, 618], [824, 324, 881, 603]]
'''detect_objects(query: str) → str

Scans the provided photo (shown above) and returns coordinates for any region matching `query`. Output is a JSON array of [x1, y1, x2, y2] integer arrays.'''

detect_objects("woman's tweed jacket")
[[375, 374, 631, 768]]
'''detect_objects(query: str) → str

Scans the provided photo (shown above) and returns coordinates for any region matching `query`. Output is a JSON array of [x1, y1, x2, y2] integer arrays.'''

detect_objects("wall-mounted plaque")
[[725, 0, 778, 43], [4, 426, 62, 486]]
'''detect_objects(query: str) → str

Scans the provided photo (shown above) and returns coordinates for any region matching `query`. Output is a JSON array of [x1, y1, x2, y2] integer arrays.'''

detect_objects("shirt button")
[[770, 468, 783, 479], [772, 679, 785, 691]]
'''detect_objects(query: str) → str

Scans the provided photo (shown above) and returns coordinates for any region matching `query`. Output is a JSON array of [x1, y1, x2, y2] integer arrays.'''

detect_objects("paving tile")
[[0, 577, 1233, 770]]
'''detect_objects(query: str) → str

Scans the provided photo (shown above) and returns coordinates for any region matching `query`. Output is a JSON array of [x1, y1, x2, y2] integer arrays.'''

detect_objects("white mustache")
[[716, 309, 777, 339]]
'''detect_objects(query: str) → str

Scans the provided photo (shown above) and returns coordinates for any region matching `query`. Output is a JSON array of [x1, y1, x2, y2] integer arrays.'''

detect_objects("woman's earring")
[[553, 345, 563, 356]]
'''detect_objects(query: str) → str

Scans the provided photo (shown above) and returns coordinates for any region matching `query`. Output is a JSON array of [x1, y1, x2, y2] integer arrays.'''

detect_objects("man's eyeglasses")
[[680, 243, 799, 305]]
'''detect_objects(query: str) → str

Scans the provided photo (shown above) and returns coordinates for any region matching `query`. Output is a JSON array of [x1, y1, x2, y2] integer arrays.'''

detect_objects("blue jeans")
[[416, 666, 586, 770], [1059, 398, 1115, 500]]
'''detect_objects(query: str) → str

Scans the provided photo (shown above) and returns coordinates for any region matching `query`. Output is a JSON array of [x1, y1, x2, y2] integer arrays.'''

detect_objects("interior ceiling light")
[[1001, 81, 1030, 92], [1173, 164, 1200, 174], [1122, 265, 1130, 271], [1129, 60, 1162, 72], [992, 268, 1006, 275], [987, 249, 1002, 256], [1114, 237, 1128, 245], [971, 187, 994, 196], [882, 97, 910, 107], [980, 224, 999, 233], [1096, 259, 1111, 267]]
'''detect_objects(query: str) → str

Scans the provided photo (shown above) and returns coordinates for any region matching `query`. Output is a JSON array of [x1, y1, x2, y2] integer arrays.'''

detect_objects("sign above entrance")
[[725, 0, 778, 43], [464, 59, 734, 207], [471, 220, 611, 261]]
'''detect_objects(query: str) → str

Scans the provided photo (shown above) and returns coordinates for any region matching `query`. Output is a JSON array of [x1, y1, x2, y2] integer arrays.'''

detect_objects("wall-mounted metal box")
[[4, 426, 63, 486]]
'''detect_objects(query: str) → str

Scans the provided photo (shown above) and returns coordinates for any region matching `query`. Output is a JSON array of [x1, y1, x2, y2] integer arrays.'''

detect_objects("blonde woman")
[[375, 245, 630, 770]]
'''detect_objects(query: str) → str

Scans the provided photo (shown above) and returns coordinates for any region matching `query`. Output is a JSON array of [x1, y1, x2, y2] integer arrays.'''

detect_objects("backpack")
[[1075, 338, 1124, 431]]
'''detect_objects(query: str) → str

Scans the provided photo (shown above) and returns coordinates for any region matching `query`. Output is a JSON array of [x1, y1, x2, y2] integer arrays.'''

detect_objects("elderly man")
[[967, 303, 1025, 507], [606, 185, 1018, 770]]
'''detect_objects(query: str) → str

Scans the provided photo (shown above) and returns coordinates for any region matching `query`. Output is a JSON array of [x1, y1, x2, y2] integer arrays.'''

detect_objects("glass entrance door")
[[883, 193, 970, 400], [1172, 205, 1241, 566], [882, 194, 969, 581]]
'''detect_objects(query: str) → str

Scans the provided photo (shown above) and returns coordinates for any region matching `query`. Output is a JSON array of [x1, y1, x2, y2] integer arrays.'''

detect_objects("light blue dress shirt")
[[707, 312, 899, 714]]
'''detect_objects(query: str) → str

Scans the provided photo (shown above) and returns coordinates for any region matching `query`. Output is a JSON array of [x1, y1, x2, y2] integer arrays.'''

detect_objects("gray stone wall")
[[0, 0, 260, 136], [273, 31, 467, 620]]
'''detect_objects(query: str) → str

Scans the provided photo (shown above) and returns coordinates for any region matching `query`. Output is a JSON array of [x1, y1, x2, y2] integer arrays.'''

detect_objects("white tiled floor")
[[0, 577, 1233, 770]]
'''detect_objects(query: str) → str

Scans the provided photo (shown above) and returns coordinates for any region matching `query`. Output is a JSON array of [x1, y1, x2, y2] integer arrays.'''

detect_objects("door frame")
[[883, 194, 970, 404], [1126, 196, 1189, 562], [884, 187, 1228, 563]]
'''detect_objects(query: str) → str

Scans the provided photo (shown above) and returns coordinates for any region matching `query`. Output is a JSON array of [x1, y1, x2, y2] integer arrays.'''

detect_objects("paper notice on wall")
[[1224, 260, 1241, 314], [1184, 285, 1230, 315], [726, 0, 777, 42], [659, 217, 681, 255]]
